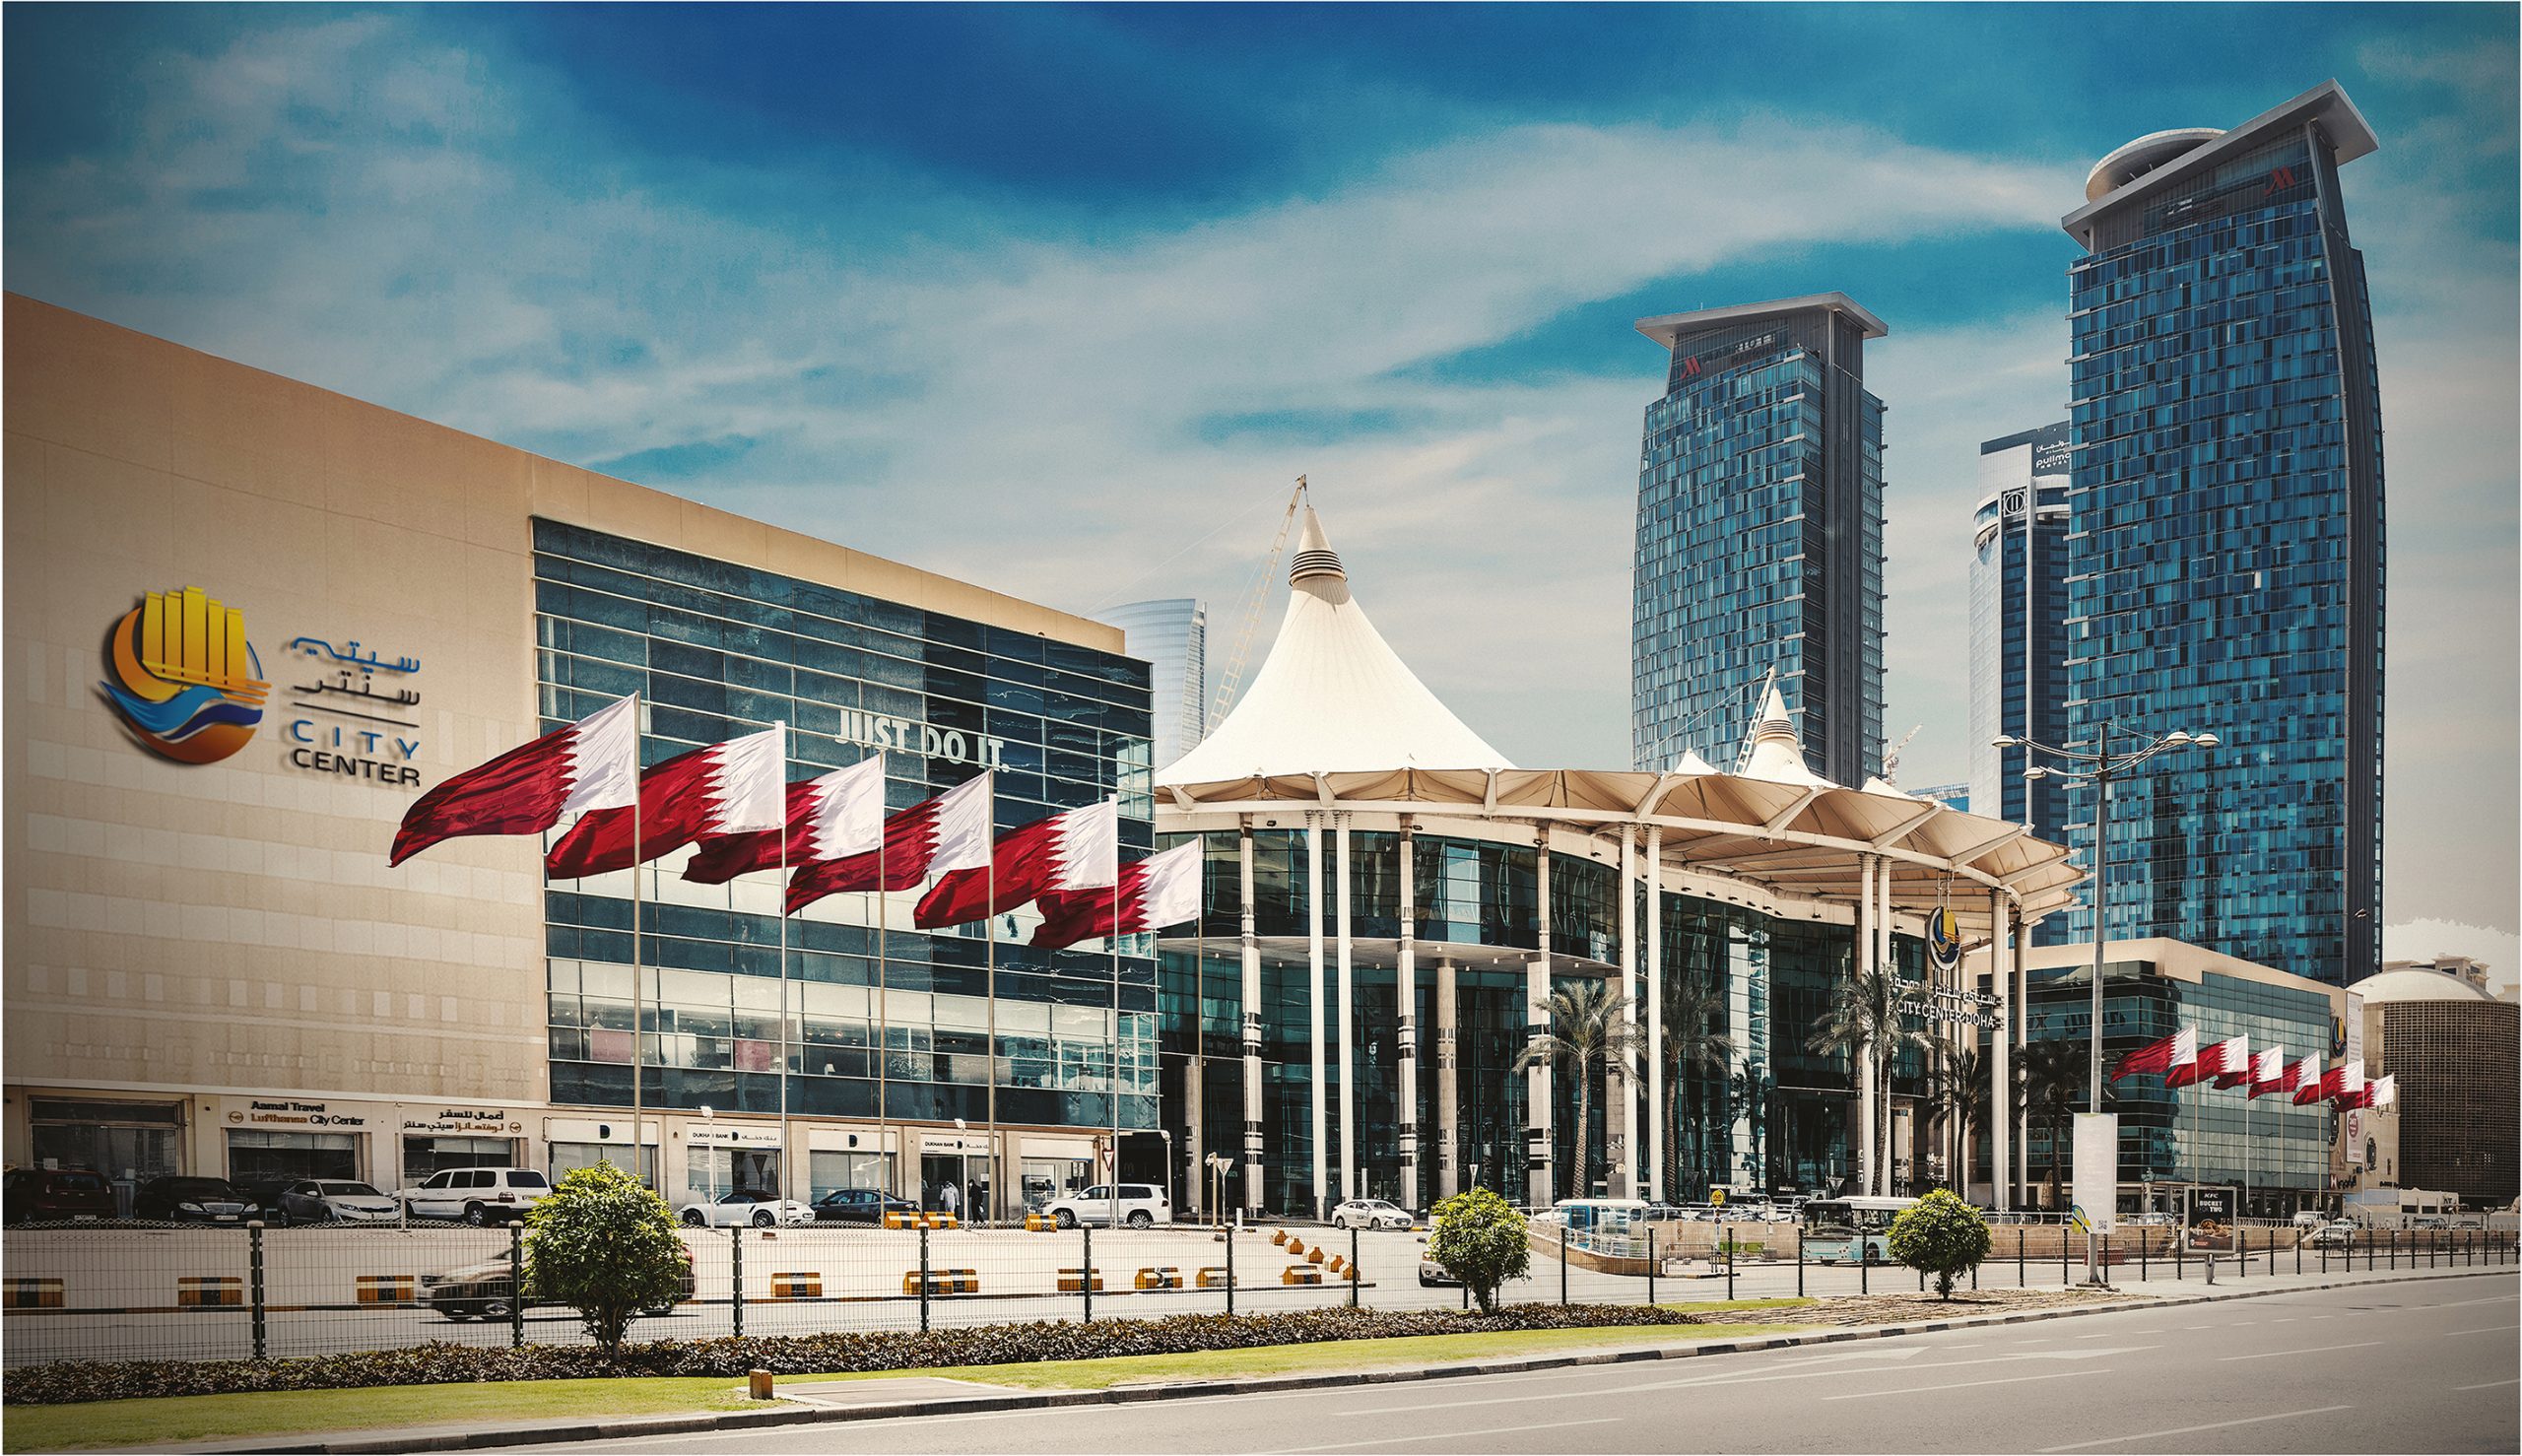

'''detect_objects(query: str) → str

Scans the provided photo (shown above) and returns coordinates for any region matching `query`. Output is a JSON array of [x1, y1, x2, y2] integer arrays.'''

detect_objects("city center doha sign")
[[100, 584, 425, 787]]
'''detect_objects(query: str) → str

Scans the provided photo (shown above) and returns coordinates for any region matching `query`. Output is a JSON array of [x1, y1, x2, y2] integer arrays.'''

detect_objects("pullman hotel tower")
[[2059, 81, 2385, 985]]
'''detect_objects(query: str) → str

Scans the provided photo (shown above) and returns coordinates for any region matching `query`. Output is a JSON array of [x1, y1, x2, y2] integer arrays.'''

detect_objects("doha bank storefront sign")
[[100, 585, 426, 789]]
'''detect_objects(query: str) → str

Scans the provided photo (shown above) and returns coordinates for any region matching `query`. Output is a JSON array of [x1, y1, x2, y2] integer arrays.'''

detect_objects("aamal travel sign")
[[100, 584, 426, 788]]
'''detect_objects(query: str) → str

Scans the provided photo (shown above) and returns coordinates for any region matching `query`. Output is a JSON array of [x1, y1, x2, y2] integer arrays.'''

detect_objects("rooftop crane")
[[1205, 477, 1308, 732], [1881, 723, 1923, 786]]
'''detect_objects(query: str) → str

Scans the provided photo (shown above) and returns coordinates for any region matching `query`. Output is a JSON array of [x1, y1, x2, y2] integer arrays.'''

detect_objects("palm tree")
[[1930, 1043, 1992, 1203], [2019, 1039, 2085, 1208], [1804, 963, 1937, 1195], [1513, 979, 1644, 1201], [1659, 974, 1733, 1201]]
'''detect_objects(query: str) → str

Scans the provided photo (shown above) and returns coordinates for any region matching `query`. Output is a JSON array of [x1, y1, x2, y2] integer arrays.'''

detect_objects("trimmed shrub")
[[4, 1304, 1706, 1405], [523, 1161, 688, 1360], [1427, 1186, 1530, 1313], [1887, 1189, 1992, 1299]]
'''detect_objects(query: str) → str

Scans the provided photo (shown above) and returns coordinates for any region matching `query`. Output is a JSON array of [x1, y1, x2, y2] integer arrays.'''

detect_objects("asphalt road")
[[550, 1273, 2520, 1455]]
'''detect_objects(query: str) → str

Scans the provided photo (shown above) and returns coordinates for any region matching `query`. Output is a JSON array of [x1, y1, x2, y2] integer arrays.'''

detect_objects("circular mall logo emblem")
[[100, 587, 268, 763], [1924, 904, 1963, 971]]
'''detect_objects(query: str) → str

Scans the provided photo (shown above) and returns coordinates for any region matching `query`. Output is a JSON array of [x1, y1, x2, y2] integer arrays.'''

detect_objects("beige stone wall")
[[2, 296, 1120, 1145]]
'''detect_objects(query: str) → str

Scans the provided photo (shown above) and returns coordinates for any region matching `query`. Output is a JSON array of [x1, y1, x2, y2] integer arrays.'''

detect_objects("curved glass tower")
[[2058, 81, 2386, 985]]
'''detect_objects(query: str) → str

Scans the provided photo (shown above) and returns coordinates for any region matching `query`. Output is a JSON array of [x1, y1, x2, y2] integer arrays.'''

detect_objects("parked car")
[[1418, 1253, 1461, 1287], [399, 1167, 551, 1224], [425, 1248, 694, 1322], [2309, 1220, 2358, 1249], [678, 1190, 814, 1228], [1041, 1183, 1171, 1228], [1330, 1198, 1413, 1231], [2, 1168, 119, 1224], [811, 1187, 923, 1225], [275, 1179, 399, 1225], [133, 1176, 261, 1224]]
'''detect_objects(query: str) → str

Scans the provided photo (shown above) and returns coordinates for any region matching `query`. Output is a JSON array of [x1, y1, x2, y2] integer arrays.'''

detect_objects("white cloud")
[[2382, 920, 2519, 996]]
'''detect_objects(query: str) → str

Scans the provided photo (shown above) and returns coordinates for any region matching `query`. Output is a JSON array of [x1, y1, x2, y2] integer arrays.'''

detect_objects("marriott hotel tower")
[[2060, 82, 2386, 985]]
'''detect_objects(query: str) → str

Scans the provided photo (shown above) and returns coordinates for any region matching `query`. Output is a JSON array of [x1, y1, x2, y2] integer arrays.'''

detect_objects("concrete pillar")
[[1306, 814, 1327, 1221], [1991, 886, 2012, 1214], [1856, 851, 1877, 1199], [1611, 825, 1635, 1198], [1645, 824, 1665, 1205], [2014, 903, 2030, 1207], [1436, 957, 1459, 1201], [1527, 830, 1555, 1210], [1397, 817, 1420, 1209], [1238, 819, 1265, 1214], [1336, 814, 1357, 1203], [1185, 1048, 1206, 1219], [1879, 855, 1895, 1195]]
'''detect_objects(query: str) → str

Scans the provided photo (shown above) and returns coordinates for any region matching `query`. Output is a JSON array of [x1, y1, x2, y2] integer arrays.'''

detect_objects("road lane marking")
[[1825, 1368, 2101, 1401], [2454, 1377, 2518, 1391], [2219, 1340, 2381, 1361], [2035, 1404, 2355, 1453], [2435, 1324, 2520, 1337], [1275, 1417, 1620, 1453]]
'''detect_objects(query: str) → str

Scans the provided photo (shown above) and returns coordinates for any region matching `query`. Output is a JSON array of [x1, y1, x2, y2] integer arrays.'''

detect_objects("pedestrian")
[[941, 1179, 962, 1219]]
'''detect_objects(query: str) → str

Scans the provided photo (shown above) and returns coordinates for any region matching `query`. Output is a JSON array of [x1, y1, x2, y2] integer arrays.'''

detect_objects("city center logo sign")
[[100, 586, 269, 763]]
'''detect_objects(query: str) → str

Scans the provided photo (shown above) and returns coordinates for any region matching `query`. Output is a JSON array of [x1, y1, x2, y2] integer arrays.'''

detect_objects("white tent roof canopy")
[[1154, 500, 2083, 941]]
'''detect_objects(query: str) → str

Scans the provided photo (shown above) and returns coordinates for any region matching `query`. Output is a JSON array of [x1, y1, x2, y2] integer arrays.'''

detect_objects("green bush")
[[1886, 1189, 1991, 1299], [1427, 1186, 1531, 1313], [522, 1162, 688, 1360], [4, 1305, 1707, 1405]]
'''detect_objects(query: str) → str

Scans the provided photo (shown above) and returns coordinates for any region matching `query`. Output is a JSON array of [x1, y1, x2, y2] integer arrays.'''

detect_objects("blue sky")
[[8, 4, 2517, 979]]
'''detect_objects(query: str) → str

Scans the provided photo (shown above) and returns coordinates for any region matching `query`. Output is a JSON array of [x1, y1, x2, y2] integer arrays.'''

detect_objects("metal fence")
[[4, 1217, 2510, 1368]]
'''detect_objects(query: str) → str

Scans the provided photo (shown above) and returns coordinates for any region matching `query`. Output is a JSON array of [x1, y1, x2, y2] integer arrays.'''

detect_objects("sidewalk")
[[157, 1263, 2514, 1455]]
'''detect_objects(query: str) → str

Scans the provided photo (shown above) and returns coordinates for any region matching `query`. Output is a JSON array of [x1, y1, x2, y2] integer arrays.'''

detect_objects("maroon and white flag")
[[390, 695, 639, 866], [2108, 1030, 2187, 1084], [545, 726, 785, 879], [784, 774, 991, 914], [682, 755, 886, 885], [2209, 1033, 2254, 1090], [1030, 841, 1203, 950], [2247, 1044, 2293, 1099], [913, 797, 1118, 929], [2365, 1073, 2397, 1109], [2290, 1054, 2327, 1106], [2322, 1057, 2366, 1105], [2153, 1028, 2203, 1088]]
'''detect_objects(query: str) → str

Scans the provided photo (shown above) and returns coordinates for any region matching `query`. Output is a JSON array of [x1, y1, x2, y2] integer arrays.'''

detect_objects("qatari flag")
[[2209, 1033, 2254, 1090], [2247, 1044, 2293, 1099], [2108, 1030, 2186, 1084], [390, 695, 639, 866], [2366, 1073, 2397, 1109], [2152, 1028, 2203, 1088], [913, 797, 1118, 929], [1031, 841, 1204, 950], [2290, 1055, 2327, 1105], [683, 756, 886, 885], [2323, 1057, 2366, 1105], [546, 726, 785, 879], [784, 774, 991, 914]]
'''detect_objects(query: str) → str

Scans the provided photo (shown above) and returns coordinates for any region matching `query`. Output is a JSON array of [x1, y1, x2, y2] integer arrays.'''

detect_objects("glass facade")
[[2063, 116, 2385, 985], [531, 519, 1160, 1136], [1633, 301, 1886, 786], [1966, 423, 2073, 866], [1990, 958, 2336, 1217], [1161, 827, 1904, 1211]]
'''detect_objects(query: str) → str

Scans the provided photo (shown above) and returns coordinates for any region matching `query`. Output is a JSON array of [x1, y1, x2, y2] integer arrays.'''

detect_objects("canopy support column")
[[1398, 817, 1420, 1209], [1336, 814, 1358, 1204], [1238, 817, 1264, 1215], [1991, 886, 2013, 1215], [1306, 813, 1328, 1222], [1856, 850, 1878, 1199], [1612, 824, 1636, 1198], [1527, 828, 1554, 1211], [1645, 824, 1665, 1205]]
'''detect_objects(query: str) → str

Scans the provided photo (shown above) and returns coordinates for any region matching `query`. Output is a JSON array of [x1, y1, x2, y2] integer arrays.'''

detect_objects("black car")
[[812, 1187, 922, 1225], [133, 1176, 261, 1224], [424, 1249, 694, 1321]]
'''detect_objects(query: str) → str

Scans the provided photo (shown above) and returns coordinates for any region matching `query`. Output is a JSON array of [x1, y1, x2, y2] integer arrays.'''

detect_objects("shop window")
[[549, 1142, 656, 1185], [227, 1130, 360, 1183], [402, 1136, 519, 1186], [809, 1150, 895, 1200]]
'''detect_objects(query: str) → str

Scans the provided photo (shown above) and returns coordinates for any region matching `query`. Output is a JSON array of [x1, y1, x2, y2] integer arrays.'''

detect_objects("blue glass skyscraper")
[[2059, 82, 2385, 985], [1967, 423, 2072, 850], [1632, 295, 1888, 785]]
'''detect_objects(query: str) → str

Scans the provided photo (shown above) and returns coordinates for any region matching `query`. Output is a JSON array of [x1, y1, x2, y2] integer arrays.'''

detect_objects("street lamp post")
[[1993, 721, 2216, 1285]]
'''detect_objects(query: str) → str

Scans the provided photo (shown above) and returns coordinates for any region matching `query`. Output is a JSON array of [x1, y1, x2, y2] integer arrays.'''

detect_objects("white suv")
[[400, 1168, 551, 1225], [1043, 1183, 1171, 1228]]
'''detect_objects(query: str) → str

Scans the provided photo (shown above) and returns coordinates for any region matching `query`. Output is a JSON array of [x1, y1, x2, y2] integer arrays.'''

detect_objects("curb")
[[171, 1266, 2513, 1454]]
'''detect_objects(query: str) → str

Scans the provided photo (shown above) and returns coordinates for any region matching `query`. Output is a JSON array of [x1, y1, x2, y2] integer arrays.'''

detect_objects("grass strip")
[[3, 1301, 1816, 1452]]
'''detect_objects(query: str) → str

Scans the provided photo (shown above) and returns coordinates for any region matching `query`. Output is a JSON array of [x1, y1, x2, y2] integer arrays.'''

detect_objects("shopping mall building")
[[3, 298, 1161, 1216]]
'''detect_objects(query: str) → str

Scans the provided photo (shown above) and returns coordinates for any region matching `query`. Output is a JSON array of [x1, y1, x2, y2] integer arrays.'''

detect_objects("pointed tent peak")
[[1737, 685, 1837, 789], [1289, 502, 1347, 592], [1860, 775, 1923, 800], [1670, 749, 1720, 776]]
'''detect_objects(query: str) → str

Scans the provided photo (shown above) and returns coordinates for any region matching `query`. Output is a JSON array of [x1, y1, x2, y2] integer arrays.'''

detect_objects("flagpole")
[[1107, 730, 1121, 1234], [630, 714, 648, 1193], [983, 767, 998, 1227], [776, 721, 792, 1207], [876, 761, 890, 1203]]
